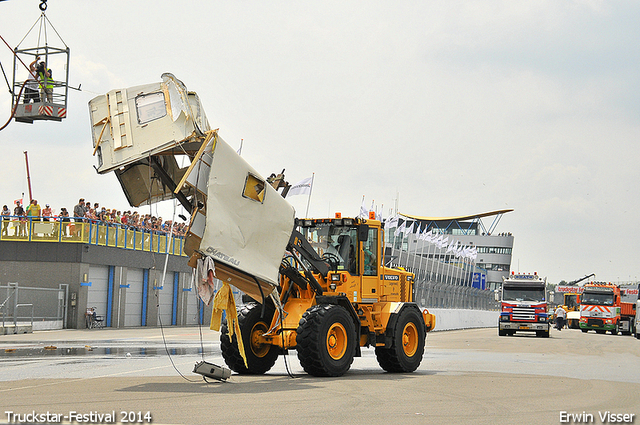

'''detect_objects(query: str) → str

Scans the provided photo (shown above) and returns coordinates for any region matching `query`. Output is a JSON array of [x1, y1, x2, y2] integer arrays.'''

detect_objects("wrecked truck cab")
[[88, 73, 210, 208], [88, 74, 295, 301]]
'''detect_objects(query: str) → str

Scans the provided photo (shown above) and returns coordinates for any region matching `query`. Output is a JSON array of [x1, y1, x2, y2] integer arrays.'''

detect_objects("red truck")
[[579, 283, 638, 335], [498, 272, 550, 337]]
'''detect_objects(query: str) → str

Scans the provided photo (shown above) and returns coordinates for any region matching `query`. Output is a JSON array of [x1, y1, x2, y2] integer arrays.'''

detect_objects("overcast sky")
[[1, 1, 638, 284]]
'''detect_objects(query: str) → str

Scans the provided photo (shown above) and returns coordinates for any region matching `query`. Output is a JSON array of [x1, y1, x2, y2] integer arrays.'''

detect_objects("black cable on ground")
[[156, 291, 202, 383]]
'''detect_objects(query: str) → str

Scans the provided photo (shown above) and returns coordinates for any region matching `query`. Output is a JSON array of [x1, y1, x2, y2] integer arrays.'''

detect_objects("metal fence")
[[1, 283, 67, 333], [386, 239, 498, 310]]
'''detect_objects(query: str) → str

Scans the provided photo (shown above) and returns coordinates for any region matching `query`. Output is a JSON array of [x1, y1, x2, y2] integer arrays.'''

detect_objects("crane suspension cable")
[[0, 60, 11, 94], [0, 81, 25, 132]]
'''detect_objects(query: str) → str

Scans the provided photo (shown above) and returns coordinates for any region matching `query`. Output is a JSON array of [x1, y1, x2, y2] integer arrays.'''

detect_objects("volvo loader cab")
[[220, 214, 436, 377]]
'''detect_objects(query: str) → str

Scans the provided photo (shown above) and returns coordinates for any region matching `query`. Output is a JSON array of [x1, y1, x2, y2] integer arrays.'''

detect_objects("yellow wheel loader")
[[88, 74, 435, 378], [218, 215, 435, 376]]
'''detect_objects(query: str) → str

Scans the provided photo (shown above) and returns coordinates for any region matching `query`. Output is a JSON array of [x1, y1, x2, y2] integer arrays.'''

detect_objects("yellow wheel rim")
[[402, 322, 419, 357], [250, 322, 270, 358], [326, 322, 348, 360]]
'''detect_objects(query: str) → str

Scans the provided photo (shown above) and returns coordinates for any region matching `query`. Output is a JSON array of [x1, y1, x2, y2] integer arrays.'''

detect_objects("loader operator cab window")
[[362, 227, 377, 276], [303, 224, 357, 274]]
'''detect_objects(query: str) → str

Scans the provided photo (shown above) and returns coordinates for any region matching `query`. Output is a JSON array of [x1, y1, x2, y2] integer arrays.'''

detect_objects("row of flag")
[[385, 215, 478, 261], [358, 197, 382, 221], [278, 176, 478, 263]]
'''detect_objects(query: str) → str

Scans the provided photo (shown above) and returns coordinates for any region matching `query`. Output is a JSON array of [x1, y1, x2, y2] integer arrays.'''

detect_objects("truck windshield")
[[581, 291, 614, 306], [502, 286, 545, 302], [300, 224, 358, 273]]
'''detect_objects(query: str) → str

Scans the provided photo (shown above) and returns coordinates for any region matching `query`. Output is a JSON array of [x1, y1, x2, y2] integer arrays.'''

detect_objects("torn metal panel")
[[114, 155, 187, 207], [200, 136, 295, 287]]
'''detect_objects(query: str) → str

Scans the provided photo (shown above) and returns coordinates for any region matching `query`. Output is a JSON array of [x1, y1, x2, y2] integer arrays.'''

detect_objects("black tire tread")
[[220, 302, 278, 375], [296, 304, 356, 377], [375, 307, 426, 373]]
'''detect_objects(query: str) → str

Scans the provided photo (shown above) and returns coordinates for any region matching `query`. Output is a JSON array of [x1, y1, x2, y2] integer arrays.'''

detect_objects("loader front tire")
[[296, 304, 356, 377], [220, 302, 279, 375], [375, 307, 426, 373]]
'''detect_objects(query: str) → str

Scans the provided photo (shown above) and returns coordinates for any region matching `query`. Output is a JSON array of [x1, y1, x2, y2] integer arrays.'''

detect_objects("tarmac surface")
[[1, 325, 639, 425]]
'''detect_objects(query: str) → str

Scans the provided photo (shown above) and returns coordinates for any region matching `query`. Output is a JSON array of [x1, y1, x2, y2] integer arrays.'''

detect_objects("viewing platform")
[[0, 216, 186, 256]]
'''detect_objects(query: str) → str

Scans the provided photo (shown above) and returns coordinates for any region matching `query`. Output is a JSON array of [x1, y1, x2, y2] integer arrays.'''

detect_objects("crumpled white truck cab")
[[89, 74, 295, 299]]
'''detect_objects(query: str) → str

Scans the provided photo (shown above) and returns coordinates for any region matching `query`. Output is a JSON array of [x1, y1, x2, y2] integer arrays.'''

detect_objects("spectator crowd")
[[1, 198, 187, 238]]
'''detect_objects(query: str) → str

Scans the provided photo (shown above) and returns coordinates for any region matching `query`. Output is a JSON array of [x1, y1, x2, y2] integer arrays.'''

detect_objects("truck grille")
[[588, 318, 604, 327], [512, 307, 536, 321]]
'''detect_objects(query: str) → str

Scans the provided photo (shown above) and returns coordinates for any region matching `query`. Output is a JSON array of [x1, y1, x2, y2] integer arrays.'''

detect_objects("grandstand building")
[[385, 209, 514, 296]]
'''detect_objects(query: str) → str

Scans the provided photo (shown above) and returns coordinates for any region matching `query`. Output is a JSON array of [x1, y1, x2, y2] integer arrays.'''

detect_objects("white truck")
[[497, 272, 550, 337]]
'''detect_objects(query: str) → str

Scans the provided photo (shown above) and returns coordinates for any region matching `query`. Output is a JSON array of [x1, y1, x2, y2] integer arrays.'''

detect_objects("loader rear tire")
[[296, 304, 356, 377], [220, 302, 279, 375], [375, 307, 426, 373]]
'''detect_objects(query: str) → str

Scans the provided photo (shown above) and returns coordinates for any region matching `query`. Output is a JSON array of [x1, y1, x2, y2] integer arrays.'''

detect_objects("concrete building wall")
[[0, 241, 193, 329]]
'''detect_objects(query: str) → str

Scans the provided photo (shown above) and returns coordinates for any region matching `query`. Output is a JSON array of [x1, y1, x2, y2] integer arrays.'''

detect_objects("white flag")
[[446, 240, 457, 253], [386, 215, 399, 228], [288, 176, 313, 196], [358, 197, 368, 218], [423, 230, 434, 242], [395, 221, 406, 236], [404, 221, 414, 234]]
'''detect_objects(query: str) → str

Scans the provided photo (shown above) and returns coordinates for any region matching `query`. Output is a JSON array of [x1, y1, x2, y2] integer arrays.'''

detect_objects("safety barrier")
[[428, 308, 499, 331], [0, 216, 186, 256]]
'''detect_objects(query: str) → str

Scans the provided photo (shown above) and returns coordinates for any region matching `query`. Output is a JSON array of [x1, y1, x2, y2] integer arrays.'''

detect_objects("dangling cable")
[[279, 313, 296, 379], [0, 60, 12, 95], [0, 81, 25, 132]]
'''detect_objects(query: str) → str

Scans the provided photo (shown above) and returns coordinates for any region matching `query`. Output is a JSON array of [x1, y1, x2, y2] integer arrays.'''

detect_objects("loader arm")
[[282, 229, 334, 296]]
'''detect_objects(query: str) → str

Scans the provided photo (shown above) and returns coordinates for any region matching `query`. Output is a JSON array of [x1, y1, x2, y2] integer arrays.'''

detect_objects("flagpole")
[[417, 226, 427, 282], [425, 234, 435, 306], [415, 224, 428, 305], [304, 173, 314, 218], [434, 234, 443, 285], [454, 250, 462, 287]]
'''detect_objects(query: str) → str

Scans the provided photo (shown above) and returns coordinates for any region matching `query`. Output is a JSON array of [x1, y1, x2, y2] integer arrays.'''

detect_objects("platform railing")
[[0, 216, 186, 256]]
